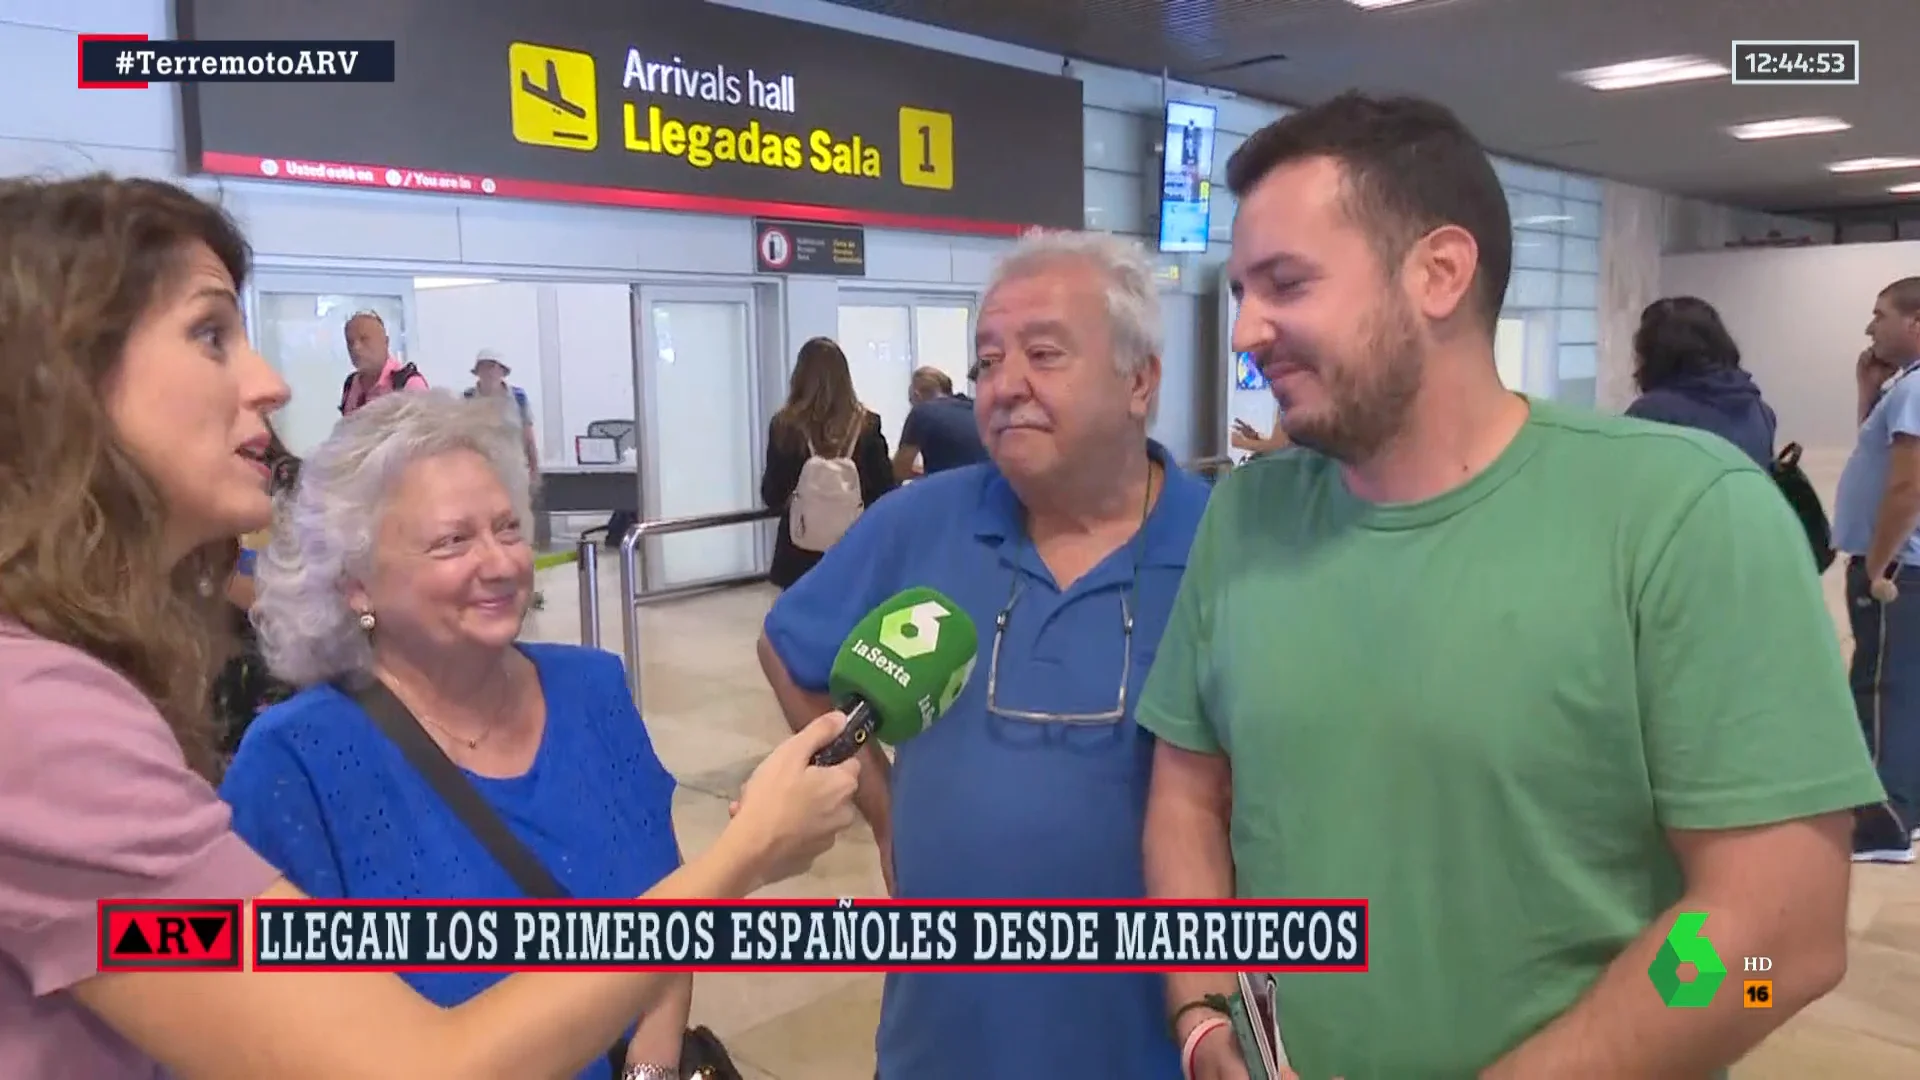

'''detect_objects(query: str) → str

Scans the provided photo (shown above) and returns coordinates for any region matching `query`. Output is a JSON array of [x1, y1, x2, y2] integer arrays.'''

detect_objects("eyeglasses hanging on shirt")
[[984, 467, 1155, 727]]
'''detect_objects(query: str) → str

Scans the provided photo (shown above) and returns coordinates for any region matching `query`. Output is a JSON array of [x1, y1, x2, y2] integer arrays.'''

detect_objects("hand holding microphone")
[[722, 714, 862, 891]]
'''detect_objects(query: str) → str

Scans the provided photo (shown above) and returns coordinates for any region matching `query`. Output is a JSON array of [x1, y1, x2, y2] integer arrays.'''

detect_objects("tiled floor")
[[523, 514, 1920, 1078]]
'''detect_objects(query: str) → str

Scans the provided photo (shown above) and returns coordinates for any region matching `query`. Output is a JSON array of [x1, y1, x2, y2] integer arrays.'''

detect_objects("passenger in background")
[[339, 310, 426, 416], [761, 336, 895, 589], [1624, 296, 1777, 468], [758, 230, 1204, 1080], [222, 391, 693, 1079], [1832, 275, 1920, 863], [1229, 417, 1291, 458], [465, 348, 539, 474], [464, 349, 544, 609], [893, 365, 987, 481], [212, 422, 299, 755]]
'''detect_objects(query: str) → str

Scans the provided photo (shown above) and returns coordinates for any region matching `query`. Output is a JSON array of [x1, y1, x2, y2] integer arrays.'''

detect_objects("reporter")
[[0, 175, 860, 1080]]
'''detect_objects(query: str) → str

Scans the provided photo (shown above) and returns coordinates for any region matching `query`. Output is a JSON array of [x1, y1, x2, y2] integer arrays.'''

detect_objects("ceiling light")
[[1342, 0, 1433, 8], [1830, 157, 1920, 174], [1727, 116, 1851, 140], [1568, 55, 1728, 92], [1891, 181, 1920, 195], [413, 276, 498, 290]]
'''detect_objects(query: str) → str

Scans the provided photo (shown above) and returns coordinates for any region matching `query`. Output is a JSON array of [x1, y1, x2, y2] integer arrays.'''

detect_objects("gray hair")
[[982, 229, 1164, 378], [252, 389, 535, 687]]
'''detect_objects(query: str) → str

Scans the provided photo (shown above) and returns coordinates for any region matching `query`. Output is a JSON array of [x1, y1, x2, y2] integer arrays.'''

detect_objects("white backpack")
[[788, 417, 866, 552]]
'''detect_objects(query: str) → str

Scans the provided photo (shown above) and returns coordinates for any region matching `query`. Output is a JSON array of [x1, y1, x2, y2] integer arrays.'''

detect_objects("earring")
[[357, 612, 376, 632]]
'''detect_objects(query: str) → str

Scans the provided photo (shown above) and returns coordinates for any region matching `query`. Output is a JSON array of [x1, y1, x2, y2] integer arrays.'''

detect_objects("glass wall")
[[1490, 160, 1603, 407], [836, 294, 976, 452]]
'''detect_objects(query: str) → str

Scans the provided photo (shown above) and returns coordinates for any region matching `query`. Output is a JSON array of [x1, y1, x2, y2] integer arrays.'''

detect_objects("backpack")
[[339, 363, 423, 414], [462, 385, 532, 425], [1770, 442, 1836, 573], [788, 415, 867, 553]]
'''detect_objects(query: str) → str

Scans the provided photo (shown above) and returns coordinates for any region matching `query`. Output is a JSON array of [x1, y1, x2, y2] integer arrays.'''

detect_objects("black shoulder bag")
[[344, 677, 742, 1080], [1769, 442, 1837, 574]]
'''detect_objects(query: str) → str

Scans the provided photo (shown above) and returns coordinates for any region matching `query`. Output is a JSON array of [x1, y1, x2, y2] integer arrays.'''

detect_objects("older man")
[[339, 310, 426, 416], [1139, 92, 1880, 1079], [1833, 275, 1920, 862], [757, 230, 1204, 1080]]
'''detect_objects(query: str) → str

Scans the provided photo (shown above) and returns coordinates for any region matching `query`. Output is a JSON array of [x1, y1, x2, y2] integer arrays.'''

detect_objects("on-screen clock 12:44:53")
[[1730, 40, 1860, 85]]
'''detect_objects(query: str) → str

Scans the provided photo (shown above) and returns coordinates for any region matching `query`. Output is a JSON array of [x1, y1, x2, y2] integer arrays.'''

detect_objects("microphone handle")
[[809, 698, 877, 766]]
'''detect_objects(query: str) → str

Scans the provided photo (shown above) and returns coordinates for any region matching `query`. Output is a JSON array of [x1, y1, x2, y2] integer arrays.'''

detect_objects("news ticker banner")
[[99, 899, 1368, 974], [171, 0, 1085, 237]]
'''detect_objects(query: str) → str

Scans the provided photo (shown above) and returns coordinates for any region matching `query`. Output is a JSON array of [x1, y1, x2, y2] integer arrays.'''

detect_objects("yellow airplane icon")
[[509, 43, 597, 151]]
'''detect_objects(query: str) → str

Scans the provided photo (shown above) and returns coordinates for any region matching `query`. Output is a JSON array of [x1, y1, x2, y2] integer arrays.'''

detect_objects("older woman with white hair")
[[220, 390, 817, 1080]]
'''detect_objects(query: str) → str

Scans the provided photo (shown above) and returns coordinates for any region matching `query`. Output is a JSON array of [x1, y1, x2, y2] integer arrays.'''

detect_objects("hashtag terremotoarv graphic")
[[78, 38, 396, 86]]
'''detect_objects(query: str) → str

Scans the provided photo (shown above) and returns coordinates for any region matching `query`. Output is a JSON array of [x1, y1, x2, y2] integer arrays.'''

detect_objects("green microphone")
[[809, 587, 979, 766]]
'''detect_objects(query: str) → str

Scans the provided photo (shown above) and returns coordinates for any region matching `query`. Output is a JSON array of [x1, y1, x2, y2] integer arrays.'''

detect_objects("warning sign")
[[753, 219, 866, 277], [508, 42, 598, 151]]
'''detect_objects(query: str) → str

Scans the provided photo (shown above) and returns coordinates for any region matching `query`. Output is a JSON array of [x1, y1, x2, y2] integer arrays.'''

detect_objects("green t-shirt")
[[1136, 398, 1883, 1079]]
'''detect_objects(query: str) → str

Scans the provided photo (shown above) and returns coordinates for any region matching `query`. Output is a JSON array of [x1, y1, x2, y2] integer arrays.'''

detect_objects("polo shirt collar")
[[972, 439, 1191, 570]]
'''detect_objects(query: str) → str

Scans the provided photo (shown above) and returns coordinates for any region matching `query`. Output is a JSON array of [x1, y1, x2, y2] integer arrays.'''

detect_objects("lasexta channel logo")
[[1648, 911, 1726, 1007]]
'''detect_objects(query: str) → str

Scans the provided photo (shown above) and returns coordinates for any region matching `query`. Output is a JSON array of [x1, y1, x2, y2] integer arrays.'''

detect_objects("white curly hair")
[[252, 389, 535, 687], [982, 228, 1164, 420]]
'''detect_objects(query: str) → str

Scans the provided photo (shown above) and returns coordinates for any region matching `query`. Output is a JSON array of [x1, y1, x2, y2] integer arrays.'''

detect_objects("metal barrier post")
[[609, 507, 783, 705], [575, 536, 601, 648], [619, 524, 645, 702]]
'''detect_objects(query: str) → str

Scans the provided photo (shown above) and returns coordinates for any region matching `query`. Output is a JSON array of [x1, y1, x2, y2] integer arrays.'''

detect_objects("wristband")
[[1180, 1015, 1230, 1079], [1168, 995, 1230, 1037]]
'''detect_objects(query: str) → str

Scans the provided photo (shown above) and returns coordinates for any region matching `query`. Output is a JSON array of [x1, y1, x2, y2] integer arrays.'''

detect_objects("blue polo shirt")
[[763, 441, 1206, 1080], [900, 394, 988, 474], [1836, 363, 1920, 565]]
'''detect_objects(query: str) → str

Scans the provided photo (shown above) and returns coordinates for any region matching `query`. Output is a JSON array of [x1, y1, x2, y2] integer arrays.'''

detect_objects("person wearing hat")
[[465, 349, 538, 472], [465, 349, 545, 608]]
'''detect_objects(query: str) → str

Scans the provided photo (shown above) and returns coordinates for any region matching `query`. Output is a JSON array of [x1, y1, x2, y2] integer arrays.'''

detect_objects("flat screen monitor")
[[574, 435, 621, 466], [1157, 101, 1217, 253], [1234, 351, 1268, 390]]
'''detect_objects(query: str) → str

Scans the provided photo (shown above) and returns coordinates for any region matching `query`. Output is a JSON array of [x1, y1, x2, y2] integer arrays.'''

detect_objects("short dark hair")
[[910, 366, 953, 400], [1882, 276, 1920, 317], [1633, 296, 1742, 392], [1226, 92, 1512, 328]]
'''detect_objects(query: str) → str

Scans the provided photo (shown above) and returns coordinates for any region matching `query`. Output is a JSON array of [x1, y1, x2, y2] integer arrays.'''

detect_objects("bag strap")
[[841, 412, 866, 458], [345, 675, 632, 1074], [342, 676, 567, 899]]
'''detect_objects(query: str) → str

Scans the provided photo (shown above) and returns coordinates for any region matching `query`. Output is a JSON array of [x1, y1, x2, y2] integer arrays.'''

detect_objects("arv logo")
[[878, 600, 950, 660], [1649, 911, 1727, 1008]]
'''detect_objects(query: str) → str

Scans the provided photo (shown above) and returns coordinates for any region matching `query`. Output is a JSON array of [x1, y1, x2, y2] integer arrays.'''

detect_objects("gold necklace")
[[416, 669, 519, 751], [419, 712, 495, 751]]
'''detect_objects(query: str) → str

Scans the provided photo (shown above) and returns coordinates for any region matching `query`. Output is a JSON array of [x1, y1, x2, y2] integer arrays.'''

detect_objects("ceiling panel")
[[824, 0, 1920, 213]]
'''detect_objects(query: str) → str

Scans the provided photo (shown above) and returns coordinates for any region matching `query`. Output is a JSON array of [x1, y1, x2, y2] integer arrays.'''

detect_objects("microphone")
[[809, 586, 980, 766]]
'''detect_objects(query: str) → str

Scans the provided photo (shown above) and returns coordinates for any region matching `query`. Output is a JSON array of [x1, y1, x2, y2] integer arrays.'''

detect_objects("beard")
[[1275, 296, 1423, 464]]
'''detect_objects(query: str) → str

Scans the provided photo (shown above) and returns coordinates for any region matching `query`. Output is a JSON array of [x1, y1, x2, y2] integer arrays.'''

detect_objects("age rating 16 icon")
[[1649, 912, 1776, 1009]]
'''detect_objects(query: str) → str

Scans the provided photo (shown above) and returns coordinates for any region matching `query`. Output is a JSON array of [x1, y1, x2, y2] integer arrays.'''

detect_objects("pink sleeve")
[[405, 372, 430, 390], [0, 635, 279, 995]]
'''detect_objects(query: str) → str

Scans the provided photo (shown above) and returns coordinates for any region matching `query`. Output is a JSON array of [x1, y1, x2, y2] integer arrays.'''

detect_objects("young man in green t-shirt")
[[1136, 92, 1884, 1080]]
